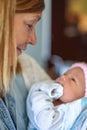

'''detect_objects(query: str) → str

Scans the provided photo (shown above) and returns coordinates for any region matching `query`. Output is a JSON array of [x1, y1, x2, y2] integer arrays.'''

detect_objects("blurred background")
[[24, 0, 87, 79]]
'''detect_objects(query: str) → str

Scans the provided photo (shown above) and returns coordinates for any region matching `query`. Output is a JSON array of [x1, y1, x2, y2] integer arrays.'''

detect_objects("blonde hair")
[[16, 0, 45, 13], [0, 0, 45, 95], [0, 0, 17, 95]]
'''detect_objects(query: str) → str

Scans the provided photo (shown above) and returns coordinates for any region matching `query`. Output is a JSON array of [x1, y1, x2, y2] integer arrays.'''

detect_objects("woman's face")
[[14, 12, 42, 55], [56, 67, 85, 103]]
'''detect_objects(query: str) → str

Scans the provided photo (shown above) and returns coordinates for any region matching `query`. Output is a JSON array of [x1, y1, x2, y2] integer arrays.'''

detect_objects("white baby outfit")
[[26, 80, 86, 130]]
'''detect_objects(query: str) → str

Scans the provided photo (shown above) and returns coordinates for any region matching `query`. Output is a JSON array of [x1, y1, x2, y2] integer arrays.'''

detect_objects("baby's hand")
[[49, 82, 63, 99]]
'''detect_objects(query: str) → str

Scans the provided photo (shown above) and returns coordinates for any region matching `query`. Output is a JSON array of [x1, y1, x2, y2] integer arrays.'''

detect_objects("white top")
[[27, 80, 83, 130]]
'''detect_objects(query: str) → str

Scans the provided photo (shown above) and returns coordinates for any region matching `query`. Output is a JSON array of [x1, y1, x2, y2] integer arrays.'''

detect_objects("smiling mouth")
[[17, 47, 22, 51], [17, 47, 22, 55], [17, 46, 27, 55]]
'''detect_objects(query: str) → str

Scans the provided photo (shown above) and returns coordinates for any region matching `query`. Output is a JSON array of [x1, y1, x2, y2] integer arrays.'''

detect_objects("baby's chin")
[[53, 99, 63, 106]]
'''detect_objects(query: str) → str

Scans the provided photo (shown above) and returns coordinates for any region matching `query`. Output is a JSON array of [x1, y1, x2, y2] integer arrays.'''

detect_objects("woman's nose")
[[27, 30, 37, 45]]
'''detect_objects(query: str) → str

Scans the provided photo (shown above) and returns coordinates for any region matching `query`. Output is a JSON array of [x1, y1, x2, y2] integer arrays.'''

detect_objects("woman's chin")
[[17, 49, 22, 56]]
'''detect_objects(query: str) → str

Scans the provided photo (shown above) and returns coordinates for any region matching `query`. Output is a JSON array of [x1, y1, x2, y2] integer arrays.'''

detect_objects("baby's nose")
[[56, 75, 66, 84]]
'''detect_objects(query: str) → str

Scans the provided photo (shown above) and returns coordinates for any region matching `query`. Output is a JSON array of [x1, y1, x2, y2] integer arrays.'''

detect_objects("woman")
[[0, 0, 50, 130]]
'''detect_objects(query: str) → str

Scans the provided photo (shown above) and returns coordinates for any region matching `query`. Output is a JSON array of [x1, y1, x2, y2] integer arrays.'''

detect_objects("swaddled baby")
[[27, 62, 87, 130]]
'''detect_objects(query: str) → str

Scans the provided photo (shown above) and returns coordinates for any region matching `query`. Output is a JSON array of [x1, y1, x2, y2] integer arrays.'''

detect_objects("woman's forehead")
[[15, 12, 41, 19]]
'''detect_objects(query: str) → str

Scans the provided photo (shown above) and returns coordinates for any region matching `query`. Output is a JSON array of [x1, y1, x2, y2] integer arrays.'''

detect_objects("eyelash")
[[27, 24, 33, 29]]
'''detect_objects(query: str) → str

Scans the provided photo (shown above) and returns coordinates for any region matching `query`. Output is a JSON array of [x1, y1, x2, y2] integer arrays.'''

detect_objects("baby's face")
[[56, 67, 85, 103]]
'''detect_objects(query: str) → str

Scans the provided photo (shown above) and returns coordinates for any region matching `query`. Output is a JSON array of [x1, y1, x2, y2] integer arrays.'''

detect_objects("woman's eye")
[[27, 24, 33, 29]]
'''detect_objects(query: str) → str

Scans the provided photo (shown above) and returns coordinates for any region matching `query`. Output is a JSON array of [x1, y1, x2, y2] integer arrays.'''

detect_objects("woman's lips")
[[17, 46, 27, 55], [17, 47, 22, 51], [17, 47, 22, 55]]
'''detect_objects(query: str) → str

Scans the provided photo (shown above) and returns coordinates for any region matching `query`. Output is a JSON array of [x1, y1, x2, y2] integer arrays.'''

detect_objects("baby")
[[27, 62, 87, 130]]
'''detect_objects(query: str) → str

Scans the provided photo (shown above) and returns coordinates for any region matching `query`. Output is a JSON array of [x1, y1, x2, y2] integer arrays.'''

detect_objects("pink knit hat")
[[70, 62, 87, 97]]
